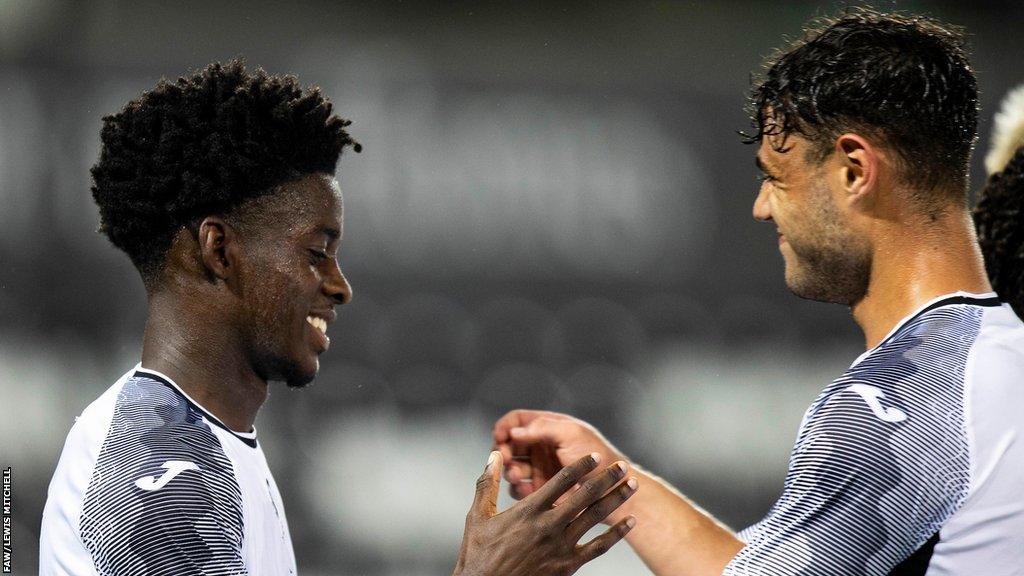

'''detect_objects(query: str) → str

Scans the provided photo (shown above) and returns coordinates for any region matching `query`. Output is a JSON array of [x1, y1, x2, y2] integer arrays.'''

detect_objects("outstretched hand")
[[493, 410, 630, 513], [453, 451, 637, 576]]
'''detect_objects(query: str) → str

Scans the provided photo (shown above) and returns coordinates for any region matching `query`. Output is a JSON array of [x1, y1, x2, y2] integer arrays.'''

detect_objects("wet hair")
[[91, 58, 360, 288], [975, 145, 1024, 318], [745, 8, 978, 203]]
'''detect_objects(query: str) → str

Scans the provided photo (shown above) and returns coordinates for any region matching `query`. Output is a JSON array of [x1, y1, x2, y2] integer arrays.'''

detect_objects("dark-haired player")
[[39, 60, 637, 575], [976, 84, 1024, 320], [495, 10, 1024, 575]]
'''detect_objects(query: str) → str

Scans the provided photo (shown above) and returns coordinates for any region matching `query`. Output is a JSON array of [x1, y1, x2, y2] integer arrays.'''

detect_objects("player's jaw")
[[237, 254, 342, 389], [776, 193, 871, 305], [238, 299, 321, 389]]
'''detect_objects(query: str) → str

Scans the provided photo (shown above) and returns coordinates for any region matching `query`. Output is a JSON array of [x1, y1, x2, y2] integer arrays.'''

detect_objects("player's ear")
[[196, 216, 240, 282], [835, 133, 879, 204]]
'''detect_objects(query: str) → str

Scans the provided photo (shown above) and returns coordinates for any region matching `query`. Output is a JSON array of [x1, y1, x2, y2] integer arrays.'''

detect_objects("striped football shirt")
[[39, 366, 296, 575], [723, 292, 1024, 575]]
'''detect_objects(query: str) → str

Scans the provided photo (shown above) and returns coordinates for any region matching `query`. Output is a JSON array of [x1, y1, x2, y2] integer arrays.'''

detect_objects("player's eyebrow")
[[314, 226, 341, 241]]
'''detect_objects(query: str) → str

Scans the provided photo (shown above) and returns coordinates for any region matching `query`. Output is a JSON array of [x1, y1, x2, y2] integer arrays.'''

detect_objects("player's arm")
[[493, 410, 743, 576], [454, 451, 638, 576]]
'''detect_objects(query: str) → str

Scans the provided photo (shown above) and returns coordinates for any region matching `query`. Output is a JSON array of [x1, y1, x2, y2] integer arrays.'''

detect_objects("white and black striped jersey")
[[39, 366, 297, 576], [723, 292, 1024, 575]]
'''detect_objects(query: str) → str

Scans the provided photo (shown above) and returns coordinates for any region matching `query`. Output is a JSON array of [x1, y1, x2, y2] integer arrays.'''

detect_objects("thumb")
[[470, 451, 503, 518]]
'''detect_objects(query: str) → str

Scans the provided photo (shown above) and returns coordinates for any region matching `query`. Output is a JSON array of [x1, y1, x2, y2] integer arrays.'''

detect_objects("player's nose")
[[753, 185, 773, 222], [324, 261, 352, 305]]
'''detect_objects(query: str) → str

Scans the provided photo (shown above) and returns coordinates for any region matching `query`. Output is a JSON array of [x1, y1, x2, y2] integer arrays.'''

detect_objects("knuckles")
[[579, 478, 601, 497], [556, 468, 577, 486], [591, 538, 613, 556], [515, 500, 538, 517]]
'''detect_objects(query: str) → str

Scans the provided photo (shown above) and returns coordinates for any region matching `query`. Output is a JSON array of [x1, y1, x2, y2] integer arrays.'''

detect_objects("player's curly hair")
[[975, 145, 1024, 318], [91, 58, 360, 288], [745, 8, 977, 202]]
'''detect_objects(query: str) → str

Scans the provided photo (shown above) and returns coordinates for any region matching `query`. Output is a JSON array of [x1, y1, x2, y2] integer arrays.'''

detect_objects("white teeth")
[[306, 315, 327, 335]]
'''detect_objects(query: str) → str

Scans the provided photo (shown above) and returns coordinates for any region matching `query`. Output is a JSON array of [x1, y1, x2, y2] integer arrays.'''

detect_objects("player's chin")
[[279, 354, 320, 389], [784, 266, 817, 299], [783, 264, 821, 301]]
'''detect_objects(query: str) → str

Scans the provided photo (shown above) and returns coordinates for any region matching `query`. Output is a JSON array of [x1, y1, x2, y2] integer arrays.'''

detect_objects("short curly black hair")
[[975, 145, 1024, 319], [746, 8, 977, 203], [91, 58, 360, 287]]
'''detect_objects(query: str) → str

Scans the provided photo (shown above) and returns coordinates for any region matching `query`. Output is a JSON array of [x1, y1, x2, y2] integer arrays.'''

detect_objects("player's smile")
[[305, 311, 334, 352]]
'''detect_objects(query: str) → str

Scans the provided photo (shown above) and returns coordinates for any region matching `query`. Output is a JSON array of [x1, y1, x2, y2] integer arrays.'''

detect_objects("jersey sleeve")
[[77, 377, 247, 576], [723, 375, 972, 575]]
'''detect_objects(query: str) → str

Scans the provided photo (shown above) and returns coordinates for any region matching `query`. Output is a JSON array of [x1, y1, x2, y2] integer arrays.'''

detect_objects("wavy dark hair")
[[975, 145, 1024, 318], [745, 8, 977, 203], [91, 58, 360, 288]]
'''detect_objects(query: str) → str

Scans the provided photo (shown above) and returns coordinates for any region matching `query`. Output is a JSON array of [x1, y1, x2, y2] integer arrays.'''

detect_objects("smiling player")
[[38, 60, 636, 576], [495, 10, 1024, 575]]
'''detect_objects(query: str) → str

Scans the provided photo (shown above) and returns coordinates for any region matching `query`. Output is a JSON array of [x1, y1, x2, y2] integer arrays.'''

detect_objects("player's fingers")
[[575, 516, 636, 565], [556, 462, 629, 523], [468, 451, 502, 519], [493, 409, 533, 444], [507, 457, 538, 498], [495, 442, 514, 465], [509, 439, 533, 462], [494, 410, 572, 444], [508, 416, 572, 447], [505, 459, 533, 484], [565, 475, 637, 541], [529, 453, 600, 509], [509, 478, 538, 500]]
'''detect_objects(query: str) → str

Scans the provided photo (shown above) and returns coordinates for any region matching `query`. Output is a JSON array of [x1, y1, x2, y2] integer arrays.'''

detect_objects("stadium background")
[[2, 1, 1022, 574]]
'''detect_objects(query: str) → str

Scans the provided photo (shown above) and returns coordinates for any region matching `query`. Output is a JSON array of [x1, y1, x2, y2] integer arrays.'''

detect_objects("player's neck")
[[140, 293, 268, 433], [851, 208, 991, 350]]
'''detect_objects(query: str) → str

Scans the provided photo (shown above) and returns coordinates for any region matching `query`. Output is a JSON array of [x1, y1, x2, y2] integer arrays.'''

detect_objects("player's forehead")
[[756, 139, 782, 172], [273, 173, 344, 240], [757, 131, 812, 171], [286, 172, 342, 211]]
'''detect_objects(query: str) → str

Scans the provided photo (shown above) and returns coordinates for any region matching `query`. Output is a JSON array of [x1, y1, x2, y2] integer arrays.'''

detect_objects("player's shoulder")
[[825, 295, 1005, 420], [794, 299, 1008, 469], [793, 353, 973, 511], [79, 371, 245, 574], [88, 370, 238, 488], [857, 297, 1024, 413], [59, 369, 133, 460], [800, 301, 987, 454], [881, 295, 993, 367], [962, 302, 1024, 433], [968, 302, 1024, 376], [69, 368, 207, 438], [115, 370, 196, 423]]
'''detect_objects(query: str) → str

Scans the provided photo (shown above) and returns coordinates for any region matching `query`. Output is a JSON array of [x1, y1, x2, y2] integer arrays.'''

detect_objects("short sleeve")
[[723, 372, 971, 575], [78, 377, 246, 576]]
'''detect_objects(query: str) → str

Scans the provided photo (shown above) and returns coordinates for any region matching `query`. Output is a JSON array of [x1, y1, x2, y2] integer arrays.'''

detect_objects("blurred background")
[[2, 1, 1022, 574]]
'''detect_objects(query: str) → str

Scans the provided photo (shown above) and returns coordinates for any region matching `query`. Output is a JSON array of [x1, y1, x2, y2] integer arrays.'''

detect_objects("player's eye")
[[308, 249, 328, 265]]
